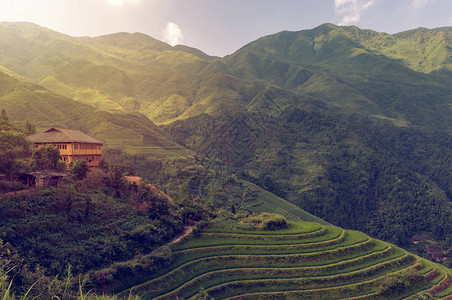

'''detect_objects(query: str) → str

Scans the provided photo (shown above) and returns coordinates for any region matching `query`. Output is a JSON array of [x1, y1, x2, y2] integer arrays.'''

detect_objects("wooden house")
[[411, 234, 429, 244], [29, 127, 105, 167], [425, 244, 447, 261]]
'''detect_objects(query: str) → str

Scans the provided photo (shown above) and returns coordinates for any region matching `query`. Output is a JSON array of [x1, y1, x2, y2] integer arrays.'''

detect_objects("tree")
[[23, 120, 36, 135], [70, 160, 89, 180], [98, 159, 109, 171], [0, 131, 29, 153], [108, 164, 125, 191], [0, 130, 30, 179], [32, 145, 64, 171], [0, 109, 14, 131]]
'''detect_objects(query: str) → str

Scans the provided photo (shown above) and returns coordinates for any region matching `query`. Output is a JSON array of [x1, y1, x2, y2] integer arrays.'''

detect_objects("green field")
[[116, 221, 452, 299], [239, 180, 330, 225]]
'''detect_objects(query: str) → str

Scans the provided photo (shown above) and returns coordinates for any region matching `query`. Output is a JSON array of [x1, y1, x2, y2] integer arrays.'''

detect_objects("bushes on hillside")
[[31, 145, 65, 171], [378, 269, 426, 297], [239, 213, 288, 231], [92, 246, 173, 293], [0, 183, 183, 276], [0, 181, 27, 193], [70, 160, 89, 180]]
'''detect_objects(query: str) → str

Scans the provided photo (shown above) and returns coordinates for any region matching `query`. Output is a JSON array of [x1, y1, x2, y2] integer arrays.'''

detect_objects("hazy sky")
[[1, 0, 451, 57]]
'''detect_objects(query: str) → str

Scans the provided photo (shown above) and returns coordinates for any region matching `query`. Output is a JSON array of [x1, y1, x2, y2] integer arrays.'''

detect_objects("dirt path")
[[169, 225, 195, 245]]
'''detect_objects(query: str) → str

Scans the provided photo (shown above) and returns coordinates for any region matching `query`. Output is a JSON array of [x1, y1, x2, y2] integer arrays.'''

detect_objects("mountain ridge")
[[0, 21, 451, 261]]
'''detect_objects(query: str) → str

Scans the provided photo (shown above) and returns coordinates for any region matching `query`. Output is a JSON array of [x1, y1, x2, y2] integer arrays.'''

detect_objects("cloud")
[[410, 0, 435, 9], [107, 0, 141, 6], [335, 0, 376, 25], [162, 22, 184, 46]]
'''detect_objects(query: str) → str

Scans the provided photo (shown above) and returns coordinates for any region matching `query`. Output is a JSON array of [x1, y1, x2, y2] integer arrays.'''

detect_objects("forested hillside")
[[0, 21, 451, 258]]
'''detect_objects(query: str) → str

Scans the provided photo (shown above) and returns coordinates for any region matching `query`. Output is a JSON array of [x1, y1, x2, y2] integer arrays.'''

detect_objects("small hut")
[[21, 171, 68, 188]]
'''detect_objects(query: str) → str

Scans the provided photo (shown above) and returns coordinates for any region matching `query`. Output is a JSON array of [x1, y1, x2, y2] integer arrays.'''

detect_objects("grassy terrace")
[[120, 221, 452, 300]]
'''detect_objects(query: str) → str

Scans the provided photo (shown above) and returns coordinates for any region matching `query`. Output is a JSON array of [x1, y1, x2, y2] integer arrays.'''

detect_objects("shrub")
[[70, 160, 89, 180], [378, 269, 426, 297], [31, 145, 64, 171], [239, 213, 288, 231], [0, 181, 27, 193], [92, 246, 173, 293]]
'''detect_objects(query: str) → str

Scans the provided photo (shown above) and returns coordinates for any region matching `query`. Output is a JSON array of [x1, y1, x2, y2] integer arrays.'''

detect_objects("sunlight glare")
[[107, 0, 125, 6], [107, 0, 141, 6]]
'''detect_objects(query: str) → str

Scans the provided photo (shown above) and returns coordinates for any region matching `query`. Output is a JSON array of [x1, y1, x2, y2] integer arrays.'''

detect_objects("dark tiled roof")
[[28, 171, 69, 179], [29, 127, 105, 144]]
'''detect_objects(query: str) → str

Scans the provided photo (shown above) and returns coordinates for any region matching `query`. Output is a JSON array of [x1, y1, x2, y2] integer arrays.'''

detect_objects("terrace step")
[[119, 222, 452, 300]]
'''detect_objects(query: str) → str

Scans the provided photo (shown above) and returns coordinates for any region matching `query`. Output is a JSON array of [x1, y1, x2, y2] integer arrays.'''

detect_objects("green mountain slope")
[[159, 25, 452, 251], [347, 25, 452, 73], [0, 22, 218, 121], [223, 23, 452, 130], [0, 66, 178, 150], [0, 22, 288, 126], [1, 21, 452, 260], [117, 220, 452, 299], [167, 107, 452, 247]]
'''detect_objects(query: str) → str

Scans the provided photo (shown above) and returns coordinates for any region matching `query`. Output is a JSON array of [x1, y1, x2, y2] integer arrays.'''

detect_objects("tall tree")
[[32, 145, 64, 171], [0, 131, 30, 179], [23, 120, 36, 135], [0, 109, 14, 131], [0, 110, 30, 179]]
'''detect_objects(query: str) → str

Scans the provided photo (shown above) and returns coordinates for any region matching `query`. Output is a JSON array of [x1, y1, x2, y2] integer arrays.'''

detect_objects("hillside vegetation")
[[0, 60, 181, 152], [119, 216, 452, 299], [0, 21, 452, 268]]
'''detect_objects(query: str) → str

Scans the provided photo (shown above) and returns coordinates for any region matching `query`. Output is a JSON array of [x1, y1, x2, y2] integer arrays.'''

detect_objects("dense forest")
[[164, 104, 452, 249]]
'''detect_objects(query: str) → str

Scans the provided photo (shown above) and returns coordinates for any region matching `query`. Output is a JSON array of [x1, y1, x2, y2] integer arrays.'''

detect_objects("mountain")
[[223, 23, 452, 130], [0, 22, 288, 125], [2, 22, 451, 129], [165, 24, 452, 248], [0, 21, 452, 257], [0, 64, 177, 150], [173, 44, 218, 61]]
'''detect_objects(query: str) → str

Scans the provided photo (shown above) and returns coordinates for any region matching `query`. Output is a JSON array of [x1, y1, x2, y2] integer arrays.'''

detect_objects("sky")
[[0, 0, 451, 57]]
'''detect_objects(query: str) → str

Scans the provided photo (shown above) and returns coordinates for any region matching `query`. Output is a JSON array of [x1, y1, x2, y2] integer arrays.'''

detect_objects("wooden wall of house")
[[33, 142, 103, 167]]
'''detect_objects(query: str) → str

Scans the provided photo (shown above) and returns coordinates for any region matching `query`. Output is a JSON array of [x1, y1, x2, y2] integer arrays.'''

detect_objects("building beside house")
[[20, 171, 69, 188], [29, 127, 105, 167], [411, 234, 430, 244], [425, 244, 447, 261]]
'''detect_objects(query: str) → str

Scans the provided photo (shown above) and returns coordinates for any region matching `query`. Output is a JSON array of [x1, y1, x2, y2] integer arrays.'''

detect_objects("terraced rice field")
[[122, 221, 452, 299]]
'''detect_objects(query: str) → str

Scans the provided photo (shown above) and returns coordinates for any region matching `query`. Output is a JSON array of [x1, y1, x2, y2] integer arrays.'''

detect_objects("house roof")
[[28, 171, 69, 179], [29, 127, 105, 144]]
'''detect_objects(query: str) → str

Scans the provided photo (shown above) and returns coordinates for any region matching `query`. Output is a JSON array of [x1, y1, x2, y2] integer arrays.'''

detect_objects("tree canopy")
[[31, 145, 64, 171]]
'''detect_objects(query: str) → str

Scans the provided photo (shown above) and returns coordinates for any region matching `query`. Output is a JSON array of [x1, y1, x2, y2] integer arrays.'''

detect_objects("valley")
[[0, 20, 452, 299]]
